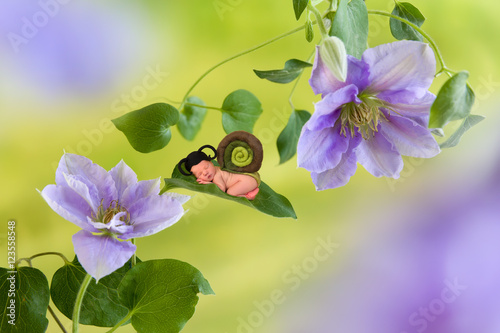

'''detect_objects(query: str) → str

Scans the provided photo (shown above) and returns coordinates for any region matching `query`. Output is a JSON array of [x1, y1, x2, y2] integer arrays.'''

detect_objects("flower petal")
[[345, 55, 371, 92], [62, 173, 100, 213], [120, 178, 161, 209], [87, 213, 134, 235], [121, 195, 186, 239], [305, 84, 359, 132], [363, 41, 435, 97], [310, 47, 369, 96], [379, 90, 435, 127], [161, 192, 191, 205], [40, 185, 98, 232], [298, 110, 349, 173], [311, 134, 362, 190], [379, 113, 440, 158], [356, 130, 403, 178], [73, 230, 136, 282], [109, 160, 138, 201], [56, 153, 117, 206], [310, 46, 344, 95]]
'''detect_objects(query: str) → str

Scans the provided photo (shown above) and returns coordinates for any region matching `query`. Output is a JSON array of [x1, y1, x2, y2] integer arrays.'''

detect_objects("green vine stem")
[[288, 71, 303, 110], [30, 252, 69, 263], [106, 311, 134, 333], [367, 9, 453, 77], [16, 251, 70, 267], [289, 49, 316, 110], [72, 274, 93, 333], [307, 3, 329, 39], [48, 305, 68, 333], [178, 23, 315, 110], [330, 0, 338, 12], [183, 102, 223, 111]]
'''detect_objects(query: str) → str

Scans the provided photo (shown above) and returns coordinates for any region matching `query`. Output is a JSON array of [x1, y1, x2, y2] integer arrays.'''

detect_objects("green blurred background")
[[1, 0, 499, 332]]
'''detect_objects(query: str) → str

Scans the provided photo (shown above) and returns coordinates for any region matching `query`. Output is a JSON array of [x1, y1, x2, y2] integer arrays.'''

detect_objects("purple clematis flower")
[[40, 153, 189, 281], [298, 40, 441, 190]]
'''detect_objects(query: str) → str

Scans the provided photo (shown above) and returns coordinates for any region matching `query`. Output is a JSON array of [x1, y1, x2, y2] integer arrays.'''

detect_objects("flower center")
[[92, 199, 131, 225], [339, 95, 390, 140]]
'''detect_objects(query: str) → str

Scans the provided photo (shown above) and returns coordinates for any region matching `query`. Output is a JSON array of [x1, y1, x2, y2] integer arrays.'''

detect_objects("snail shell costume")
[[178, 131, 263, 186]]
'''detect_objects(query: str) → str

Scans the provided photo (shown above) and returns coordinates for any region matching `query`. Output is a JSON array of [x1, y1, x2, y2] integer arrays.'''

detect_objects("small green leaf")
[[177, 96, 207, 140], [0, 267, 50, 333], [221, 90, 263, 134], [253, 59, 312, 84], [293, 0, 309, 20], [277, 110, 311, 164], [440, 115, 485, 149], [118, 259, 214, 333], [112, 103, 179, 153], [161, 161, 297, 219], [305, 19, 314, 42], [431, 128, 445, 137], [50, 256, 139, 327], [429, 71, 475, 129], [329, 0, 368, 59], [390, 2, 426, 41]]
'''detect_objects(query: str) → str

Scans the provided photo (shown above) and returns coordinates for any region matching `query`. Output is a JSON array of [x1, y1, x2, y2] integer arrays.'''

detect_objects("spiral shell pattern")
[[228, 141, 253, 168], [217, 131, 263, 173]]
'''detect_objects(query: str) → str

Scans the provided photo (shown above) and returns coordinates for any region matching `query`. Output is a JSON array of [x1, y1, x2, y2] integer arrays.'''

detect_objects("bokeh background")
[[1, 0, 499, 332]]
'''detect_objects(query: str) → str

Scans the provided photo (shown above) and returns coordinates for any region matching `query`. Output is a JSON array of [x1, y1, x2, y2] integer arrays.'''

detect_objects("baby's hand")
[[196, 178, 212, 185]]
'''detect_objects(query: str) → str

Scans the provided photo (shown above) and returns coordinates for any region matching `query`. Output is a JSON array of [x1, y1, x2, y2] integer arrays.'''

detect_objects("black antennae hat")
[[178, 145, 217, 176]]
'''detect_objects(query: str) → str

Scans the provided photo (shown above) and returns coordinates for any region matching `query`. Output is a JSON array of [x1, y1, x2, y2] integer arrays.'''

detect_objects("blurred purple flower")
[[40, 153, 189, 281], [298, 40, 440, 190], [275, 157, 500, 333], [0, 1, 153, 99]]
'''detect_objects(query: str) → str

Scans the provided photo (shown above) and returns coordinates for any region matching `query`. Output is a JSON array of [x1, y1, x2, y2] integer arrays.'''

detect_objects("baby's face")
[[191, 160, 215, 182]]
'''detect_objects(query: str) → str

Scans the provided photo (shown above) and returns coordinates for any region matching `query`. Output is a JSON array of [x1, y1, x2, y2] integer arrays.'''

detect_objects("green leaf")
[[221, 90, 263, 134], [277, 110, 311, 164], [305, 19, 314, 42], [390, 2, 426, 41], [429, 71, 475, 129], [112, 103, 179, 153], [329, 0, 368, 59], [0, 267, 50, 333], [293, 0, 309, 20], [162, 161, 296, 218], [253, 59, 312, 84], [118, 259, 214, 333], [440, 115, 485, 149], [177, 96, 207, 140], [51, 256, 139, 327]]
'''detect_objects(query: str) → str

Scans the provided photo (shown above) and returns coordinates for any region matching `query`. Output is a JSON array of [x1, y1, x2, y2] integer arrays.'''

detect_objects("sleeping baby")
[[178, 145, 260, 200]]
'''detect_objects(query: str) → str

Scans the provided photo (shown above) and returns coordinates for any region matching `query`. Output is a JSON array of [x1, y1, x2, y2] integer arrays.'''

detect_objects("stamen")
[[91, 199, 131, 225], [339, 95, 392, 140]]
